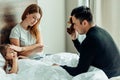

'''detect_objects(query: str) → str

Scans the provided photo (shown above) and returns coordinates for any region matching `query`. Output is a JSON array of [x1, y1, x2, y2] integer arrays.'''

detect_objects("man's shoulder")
[[89, 26, 106, 35], [87, 26, 104, 40]]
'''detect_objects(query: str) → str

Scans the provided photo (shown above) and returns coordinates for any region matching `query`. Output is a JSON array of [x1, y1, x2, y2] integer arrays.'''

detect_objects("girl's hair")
[[21, 4, 43, 42], [0, 44, 9, 59], [0, 44, 12, 71]]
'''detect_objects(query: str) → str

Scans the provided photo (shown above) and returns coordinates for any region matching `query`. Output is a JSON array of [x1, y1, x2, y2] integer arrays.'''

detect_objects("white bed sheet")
[[0, 52, 109, 80]]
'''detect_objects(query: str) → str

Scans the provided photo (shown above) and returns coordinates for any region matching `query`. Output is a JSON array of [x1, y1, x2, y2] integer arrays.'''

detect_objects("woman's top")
[[10, 24, 41, 59], [10, 24, 36, 46]]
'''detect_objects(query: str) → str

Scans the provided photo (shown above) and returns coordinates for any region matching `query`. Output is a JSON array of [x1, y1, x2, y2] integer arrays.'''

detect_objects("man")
[[62, 6, 120, 78]]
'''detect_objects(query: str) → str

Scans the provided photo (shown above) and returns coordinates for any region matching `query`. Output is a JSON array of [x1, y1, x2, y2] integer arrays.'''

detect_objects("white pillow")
[[0, 53, 5, 67]]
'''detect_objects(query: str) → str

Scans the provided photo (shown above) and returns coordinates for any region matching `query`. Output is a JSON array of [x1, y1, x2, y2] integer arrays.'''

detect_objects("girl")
[[0, 44, 18, 74]]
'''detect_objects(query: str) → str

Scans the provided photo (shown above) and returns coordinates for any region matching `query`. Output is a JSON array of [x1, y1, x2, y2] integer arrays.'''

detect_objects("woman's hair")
[[71, 6, 93, 24], [22, 4, 43, 42]]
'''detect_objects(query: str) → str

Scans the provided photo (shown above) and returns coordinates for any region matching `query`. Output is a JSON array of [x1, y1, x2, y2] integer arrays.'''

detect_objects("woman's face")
[[26, 12, 41, 26], [6, 47, 17, 59]]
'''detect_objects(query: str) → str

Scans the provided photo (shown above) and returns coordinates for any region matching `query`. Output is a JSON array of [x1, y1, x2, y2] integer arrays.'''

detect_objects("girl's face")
[[6, 47, 17, 60], [26, 12, 41, 26]]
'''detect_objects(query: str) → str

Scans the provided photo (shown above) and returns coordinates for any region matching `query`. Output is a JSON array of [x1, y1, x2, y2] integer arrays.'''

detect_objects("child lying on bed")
[[0, 44, 27, 74]]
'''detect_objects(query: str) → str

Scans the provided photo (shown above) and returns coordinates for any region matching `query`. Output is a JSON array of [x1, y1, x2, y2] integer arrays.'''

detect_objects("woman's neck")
[[20, 20, 28, 30]]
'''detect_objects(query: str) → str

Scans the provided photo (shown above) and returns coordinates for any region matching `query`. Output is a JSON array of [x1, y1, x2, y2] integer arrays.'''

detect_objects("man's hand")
[[70, 30, 79, 40], [52, 63, 59, 66]]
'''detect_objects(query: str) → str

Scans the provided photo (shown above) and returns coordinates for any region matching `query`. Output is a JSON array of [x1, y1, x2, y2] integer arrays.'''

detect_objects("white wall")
[[101, 0, 120, 49], [65, 0, 79, 53], [38, 0, 66, 53], [38, 0, 83, 54]]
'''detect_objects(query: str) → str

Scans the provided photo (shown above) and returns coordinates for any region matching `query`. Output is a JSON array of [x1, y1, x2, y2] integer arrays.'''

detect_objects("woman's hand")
[[37, 45, 44, 52], [10, 45, 22, 52], [31, 45, 44, 54]]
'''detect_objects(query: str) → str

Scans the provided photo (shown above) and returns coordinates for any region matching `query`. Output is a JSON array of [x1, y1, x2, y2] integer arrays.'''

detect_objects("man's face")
[[72, 16, 85, 34]]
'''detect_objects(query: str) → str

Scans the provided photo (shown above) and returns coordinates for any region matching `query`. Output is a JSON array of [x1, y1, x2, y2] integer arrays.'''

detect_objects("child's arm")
[[8, 53, 18, 74]]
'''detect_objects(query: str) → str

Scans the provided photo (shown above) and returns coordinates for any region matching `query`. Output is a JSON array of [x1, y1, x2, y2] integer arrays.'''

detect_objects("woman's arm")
[[18, 46, 43, 56], [10, 38, 43, 56], [10, 38, 43, 51]]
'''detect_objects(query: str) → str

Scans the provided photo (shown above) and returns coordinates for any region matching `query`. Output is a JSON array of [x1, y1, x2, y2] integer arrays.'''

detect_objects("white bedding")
[[0, 52, 109, 80]]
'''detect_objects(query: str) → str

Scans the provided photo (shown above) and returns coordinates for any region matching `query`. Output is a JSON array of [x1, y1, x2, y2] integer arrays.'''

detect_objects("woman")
[[0, 44, 18, 74], [9, 4, 44, 59]]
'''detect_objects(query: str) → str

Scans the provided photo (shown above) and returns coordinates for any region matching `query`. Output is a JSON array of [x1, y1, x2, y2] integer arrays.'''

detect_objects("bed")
[[0, 52, 117, 80]]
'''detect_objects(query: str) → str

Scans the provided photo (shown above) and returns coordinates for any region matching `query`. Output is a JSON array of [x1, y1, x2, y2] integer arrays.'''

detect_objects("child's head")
[[0, 44, 17, 60]]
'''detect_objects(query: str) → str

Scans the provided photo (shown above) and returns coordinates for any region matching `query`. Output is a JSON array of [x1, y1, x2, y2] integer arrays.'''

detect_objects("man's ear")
[[82, 20, 88, 26]]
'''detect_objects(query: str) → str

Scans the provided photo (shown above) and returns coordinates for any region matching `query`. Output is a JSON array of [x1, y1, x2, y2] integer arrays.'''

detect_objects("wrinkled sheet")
[[0, 52, 109, 80]]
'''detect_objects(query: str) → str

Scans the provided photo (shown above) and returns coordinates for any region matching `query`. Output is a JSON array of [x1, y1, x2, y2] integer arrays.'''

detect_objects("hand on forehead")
[[68, 16, 76, 24], [67, 16, 72, 24], [71, 16, 77, 23], [6, 44, 14, 52]]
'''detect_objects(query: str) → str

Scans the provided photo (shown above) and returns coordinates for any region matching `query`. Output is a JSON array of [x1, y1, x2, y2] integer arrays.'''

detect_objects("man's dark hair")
[[71, 6, 93, 24]]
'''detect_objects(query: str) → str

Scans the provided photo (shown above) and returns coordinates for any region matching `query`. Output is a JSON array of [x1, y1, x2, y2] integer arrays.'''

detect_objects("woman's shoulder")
[[11, 23, 22, 32], [13, 24, 21, 29]]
